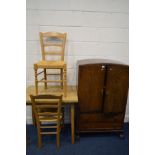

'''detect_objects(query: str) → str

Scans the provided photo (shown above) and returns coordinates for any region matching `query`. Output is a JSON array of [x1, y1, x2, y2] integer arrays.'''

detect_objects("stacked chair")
[[34, 32, 67, 97], [31, 32, 68, 148]]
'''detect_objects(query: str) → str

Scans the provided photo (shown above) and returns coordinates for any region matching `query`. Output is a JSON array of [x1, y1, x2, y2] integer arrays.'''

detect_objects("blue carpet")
[[26, 123, 129, 155]]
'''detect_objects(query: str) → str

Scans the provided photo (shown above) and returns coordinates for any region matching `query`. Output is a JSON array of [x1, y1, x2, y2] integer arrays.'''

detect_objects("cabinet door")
[[104, 65, 129, 113], [78, 64, 106, 113]]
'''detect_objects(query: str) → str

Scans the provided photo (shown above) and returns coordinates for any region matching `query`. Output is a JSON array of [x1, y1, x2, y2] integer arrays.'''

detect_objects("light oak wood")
[[34, 32, 67, 97], [38, 80, 63, 83], [34, 67, 38, 95], [60, 69, 63, 89], [45, 51, 63, 55], [26, 85, 78, 104], [34, 61, 66, 68], [71, 105, 75, 144], [26, 85, 78, 144], [30, 94, 63, 148]]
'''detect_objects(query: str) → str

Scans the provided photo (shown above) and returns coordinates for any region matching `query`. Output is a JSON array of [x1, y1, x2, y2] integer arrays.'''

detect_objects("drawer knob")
[[101, 66, 105, 71]]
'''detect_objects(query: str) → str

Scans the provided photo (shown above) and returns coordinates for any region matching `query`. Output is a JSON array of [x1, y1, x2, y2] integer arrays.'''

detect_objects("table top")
[[26, 85, 78, 105]]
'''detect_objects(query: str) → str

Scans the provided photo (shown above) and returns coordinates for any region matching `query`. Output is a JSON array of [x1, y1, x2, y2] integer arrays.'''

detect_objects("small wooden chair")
[[30, 94, 63, 148], [34, 32, 67, 97]]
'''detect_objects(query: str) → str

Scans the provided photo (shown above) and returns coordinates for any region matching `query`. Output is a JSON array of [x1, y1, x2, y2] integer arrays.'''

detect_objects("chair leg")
[[38, 135, 42, 148], [60, 69, 63, 89], [56, 131, 60, 148], [43, 69, 47, 89], [37, 128, 42, 148], [34, 65, 38, 95], [63, 66, 67, 97]]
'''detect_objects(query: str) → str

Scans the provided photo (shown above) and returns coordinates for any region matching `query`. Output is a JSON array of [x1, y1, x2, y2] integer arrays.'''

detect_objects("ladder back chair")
[[34, 32, 67, 96], [30, 94, 63, 148]]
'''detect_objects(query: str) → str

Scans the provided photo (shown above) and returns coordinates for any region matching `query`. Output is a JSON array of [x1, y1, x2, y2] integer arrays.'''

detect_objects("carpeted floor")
[[26, 123, 129, 155]]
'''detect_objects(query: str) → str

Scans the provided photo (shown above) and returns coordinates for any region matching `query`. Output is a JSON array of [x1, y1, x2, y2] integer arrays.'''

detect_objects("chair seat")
[[39, 115, 63, 122], [35, 60, 66, 69]]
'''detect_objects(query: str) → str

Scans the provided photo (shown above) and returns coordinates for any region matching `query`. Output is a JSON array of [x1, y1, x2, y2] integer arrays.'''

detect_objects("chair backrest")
[[30, 94, 62, 126], [40, 32, 67, 61]]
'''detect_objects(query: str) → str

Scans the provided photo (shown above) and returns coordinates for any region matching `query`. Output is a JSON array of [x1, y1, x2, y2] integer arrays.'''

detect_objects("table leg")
[[71, 104, 75, 144], [32, 107, 36, 126]]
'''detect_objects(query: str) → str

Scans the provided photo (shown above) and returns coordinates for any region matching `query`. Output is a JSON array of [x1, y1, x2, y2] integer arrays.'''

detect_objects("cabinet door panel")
[[78, 64, 106, 113], [104, 65, 129, 113]]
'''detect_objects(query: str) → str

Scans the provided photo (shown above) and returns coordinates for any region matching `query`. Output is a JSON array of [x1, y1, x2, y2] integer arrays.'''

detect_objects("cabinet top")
[[77, 59, 128, 66]]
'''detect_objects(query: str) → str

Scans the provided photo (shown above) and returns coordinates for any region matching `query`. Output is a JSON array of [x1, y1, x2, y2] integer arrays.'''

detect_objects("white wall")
[[26, 0, 129, 123]]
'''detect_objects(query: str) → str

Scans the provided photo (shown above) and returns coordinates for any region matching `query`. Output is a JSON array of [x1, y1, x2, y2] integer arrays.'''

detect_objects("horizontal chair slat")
[[36, 105, 58, 108], [38, 112, 59, 116], [30, 94, 62, 99], [35, 101, 59, 104], [40, 126, 57, 129], [46, 73, 61, 75], [41, 132, 57, 135], [45, 52, 62, 55], [37, 80, 63, 83], [39, 119, 58, 122], [41, 32, 65, 38], [44, 43, 62, 47]]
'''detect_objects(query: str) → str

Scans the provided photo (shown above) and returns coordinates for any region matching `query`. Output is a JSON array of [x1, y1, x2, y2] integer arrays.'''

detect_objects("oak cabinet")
[[76, 59, 129, 134]]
